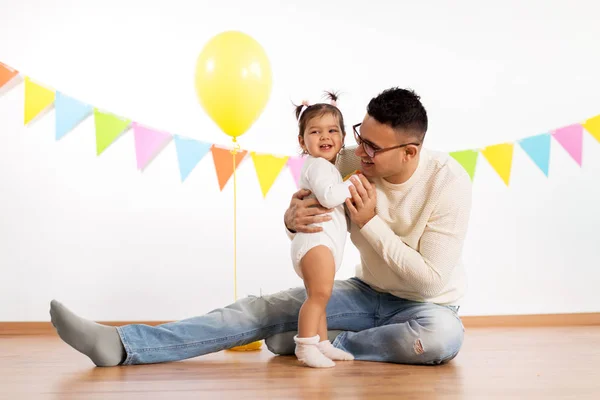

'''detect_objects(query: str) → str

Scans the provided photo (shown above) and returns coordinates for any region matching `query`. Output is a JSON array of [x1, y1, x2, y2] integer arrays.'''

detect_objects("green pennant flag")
[[94, 109, 131, 155], [450, 149, 479, 181]]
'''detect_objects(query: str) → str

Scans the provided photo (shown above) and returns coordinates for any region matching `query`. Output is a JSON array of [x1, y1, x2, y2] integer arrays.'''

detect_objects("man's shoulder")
[[335, 147, 361, 176], [423, 148, 472, 191]]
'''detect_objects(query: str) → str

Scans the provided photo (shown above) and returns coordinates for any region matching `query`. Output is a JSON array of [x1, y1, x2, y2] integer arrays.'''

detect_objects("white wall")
[[1, 0, 600, 321]]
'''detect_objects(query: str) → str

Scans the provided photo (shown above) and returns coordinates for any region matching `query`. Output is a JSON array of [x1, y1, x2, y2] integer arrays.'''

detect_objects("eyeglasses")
[[353, 123, 420, 158]]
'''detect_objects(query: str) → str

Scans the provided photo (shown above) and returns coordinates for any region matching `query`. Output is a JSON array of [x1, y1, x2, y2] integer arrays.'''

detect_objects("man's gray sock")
[[49, 300, 125, 367]]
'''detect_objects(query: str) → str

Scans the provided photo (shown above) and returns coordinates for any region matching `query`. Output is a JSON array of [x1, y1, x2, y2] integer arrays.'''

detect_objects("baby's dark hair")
[[294, 91, 347, 139]]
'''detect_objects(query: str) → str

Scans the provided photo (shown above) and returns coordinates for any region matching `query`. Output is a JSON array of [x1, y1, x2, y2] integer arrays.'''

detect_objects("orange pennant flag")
[[481, 143, 514, 186], [583, 115, 600, 143], [211, 145, 248, 190], [0, 62, 19, 89], [251, 153, 289, 197]]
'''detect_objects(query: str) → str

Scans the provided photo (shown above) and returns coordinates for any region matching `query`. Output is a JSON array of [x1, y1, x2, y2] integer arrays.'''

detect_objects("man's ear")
[[404, 145, 419, 161]]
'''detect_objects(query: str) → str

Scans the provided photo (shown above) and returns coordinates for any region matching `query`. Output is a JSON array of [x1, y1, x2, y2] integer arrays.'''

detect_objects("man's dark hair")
[[367, 87, 428, 141]]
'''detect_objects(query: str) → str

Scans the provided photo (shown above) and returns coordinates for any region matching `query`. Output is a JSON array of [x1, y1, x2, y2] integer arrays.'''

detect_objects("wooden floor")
[[1, 327, 599, 399]]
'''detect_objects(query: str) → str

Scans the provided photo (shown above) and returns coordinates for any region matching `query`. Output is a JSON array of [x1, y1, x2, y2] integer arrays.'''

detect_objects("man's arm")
[[360, 176, 472, 298], [284, 190, 333, 237]]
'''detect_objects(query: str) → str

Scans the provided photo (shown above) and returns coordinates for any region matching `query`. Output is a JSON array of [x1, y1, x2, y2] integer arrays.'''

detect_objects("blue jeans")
[[116, 278, 464, 365]]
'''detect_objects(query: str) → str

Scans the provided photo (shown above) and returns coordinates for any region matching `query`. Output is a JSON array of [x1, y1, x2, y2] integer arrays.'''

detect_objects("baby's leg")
[[317, 314, 354, 361], [298, 245, 335, 338], [294, 245, 336, 368]]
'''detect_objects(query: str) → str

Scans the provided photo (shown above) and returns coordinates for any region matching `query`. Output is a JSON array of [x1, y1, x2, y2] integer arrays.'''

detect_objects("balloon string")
[[231, 138, 239, 301]]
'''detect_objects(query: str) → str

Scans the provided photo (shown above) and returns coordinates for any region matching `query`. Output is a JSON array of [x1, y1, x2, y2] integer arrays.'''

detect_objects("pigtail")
[[293, 99, 310, 121], [323, 90, 340, 107]]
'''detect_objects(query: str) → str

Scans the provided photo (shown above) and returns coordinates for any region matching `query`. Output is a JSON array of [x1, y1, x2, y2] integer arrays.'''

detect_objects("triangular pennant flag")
[[481, 143, 514, 186], [0, 62, 18, 89], [287, 156, 306, 188], [55, 92, 93, 140], [132, 122, 172, 170], [449, 150, 479, 181], [583, 115, 600, 143], [518, 134, 551, 177], [211, 146, 248, 190], [173, 135, 212, 182], [552, 124, 583, 166], [251, 153, 290, 197], [24, 77, 55, 125], [94, 109, 131, 155]]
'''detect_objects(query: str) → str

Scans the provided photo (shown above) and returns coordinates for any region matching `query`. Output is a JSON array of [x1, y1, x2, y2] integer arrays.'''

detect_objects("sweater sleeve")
[[359, 175, 472, 298], [305, 157, 353, 209]]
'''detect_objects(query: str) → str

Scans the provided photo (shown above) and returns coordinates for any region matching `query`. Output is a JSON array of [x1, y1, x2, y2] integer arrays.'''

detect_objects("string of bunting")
[[2, 61, 599, 193]]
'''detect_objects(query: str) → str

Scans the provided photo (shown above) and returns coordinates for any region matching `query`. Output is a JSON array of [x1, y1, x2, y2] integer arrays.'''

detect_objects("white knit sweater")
[[289, 146, 472, 305]]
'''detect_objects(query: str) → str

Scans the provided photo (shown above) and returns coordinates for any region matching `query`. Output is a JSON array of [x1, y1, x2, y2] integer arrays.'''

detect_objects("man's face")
[[354, 114, 419, 180]]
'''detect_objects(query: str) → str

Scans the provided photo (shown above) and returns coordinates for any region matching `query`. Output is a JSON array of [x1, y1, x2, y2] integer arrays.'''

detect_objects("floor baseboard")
[[2, 313, 599, 335]]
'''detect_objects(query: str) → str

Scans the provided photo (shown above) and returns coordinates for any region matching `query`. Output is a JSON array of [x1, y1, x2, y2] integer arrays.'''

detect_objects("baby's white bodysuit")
[[291, 155, 355, 278]]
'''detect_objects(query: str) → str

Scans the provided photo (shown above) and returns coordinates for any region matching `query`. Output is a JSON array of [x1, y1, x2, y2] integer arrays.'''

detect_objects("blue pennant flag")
[[55, 92, 93, 140], [519, 133, 551, 176], [174, 135, 212, 182]]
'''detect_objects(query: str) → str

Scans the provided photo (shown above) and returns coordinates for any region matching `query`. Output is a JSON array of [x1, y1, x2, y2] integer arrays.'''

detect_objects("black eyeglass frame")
[[352, 123, 421, 158]]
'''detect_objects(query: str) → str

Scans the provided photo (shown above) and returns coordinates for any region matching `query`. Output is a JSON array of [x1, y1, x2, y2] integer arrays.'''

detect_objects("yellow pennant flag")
[[481, 143, 514, 186], [24, 77, 55, 125], [251, 153, 289, 197], [583, 115, 600, 143]]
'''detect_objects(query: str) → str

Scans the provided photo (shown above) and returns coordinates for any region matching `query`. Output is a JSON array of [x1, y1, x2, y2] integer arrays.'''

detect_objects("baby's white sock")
[[317, 340, 354, 361], [294, 335, 335, 368]]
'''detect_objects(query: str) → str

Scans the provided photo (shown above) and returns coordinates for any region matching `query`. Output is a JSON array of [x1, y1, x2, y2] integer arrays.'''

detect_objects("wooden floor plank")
[[1, 326, 599, 399]]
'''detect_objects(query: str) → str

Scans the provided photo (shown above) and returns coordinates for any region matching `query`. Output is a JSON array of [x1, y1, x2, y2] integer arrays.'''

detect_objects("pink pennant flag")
[[287, 156, 306, 188], [552, 123, 583, 166], [133, 122, 172, 170]]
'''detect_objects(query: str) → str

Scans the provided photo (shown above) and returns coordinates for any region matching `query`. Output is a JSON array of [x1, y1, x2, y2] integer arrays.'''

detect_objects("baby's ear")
[[298, 135, 307, 153]]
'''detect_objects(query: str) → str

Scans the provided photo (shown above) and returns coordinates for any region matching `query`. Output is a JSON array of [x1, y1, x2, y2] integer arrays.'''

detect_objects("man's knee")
[[416, 310, 464, 364], [265, 331, 296, 355], [390, 310, 464, 365]]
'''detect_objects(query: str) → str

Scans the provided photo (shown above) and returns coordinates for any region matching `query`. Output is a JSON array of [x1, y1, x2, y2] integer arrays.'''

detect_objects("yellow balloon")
[[195, 31, 272, 139]]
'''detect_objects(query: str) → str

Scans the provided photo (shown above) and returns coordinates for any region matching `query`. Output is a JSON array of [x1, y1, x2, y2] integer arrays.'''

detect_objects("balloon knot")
[[230, 141, 241, 154]]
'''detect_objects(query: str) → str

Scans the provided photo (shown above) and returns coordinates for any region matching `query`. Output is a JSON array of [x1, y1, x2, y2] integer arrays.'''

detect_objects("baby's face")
[[299, 113, 344, 162]]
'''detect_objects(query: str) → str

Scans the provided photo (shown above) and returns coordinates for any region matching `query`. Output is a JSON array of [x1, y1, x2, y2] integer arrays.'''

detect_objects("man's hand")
[[284, 189, 333, 233], [346, 175, 377, 229]]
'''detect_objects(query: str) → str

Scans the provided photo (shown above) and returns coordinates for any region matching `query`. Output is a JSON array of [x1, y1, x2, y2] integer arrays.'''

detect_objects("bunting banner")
[[173, 135, 212, 182], [55, 92, 93, 140], [94, 109, 131, 156], [211, 146, 248, 191], [518, 134, 551, 177], [0, 62, 19, 89], [552, 124, 583, 166], [286, 156, 306, 189], [1, 60, 599, 196], [448, 150, 478, 181], [584, 115, 600, 143], [481, 143, 514, 186], [132, 122, 172, 170], [24, 77, 55, 125], [251, 153, 289, 197]]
